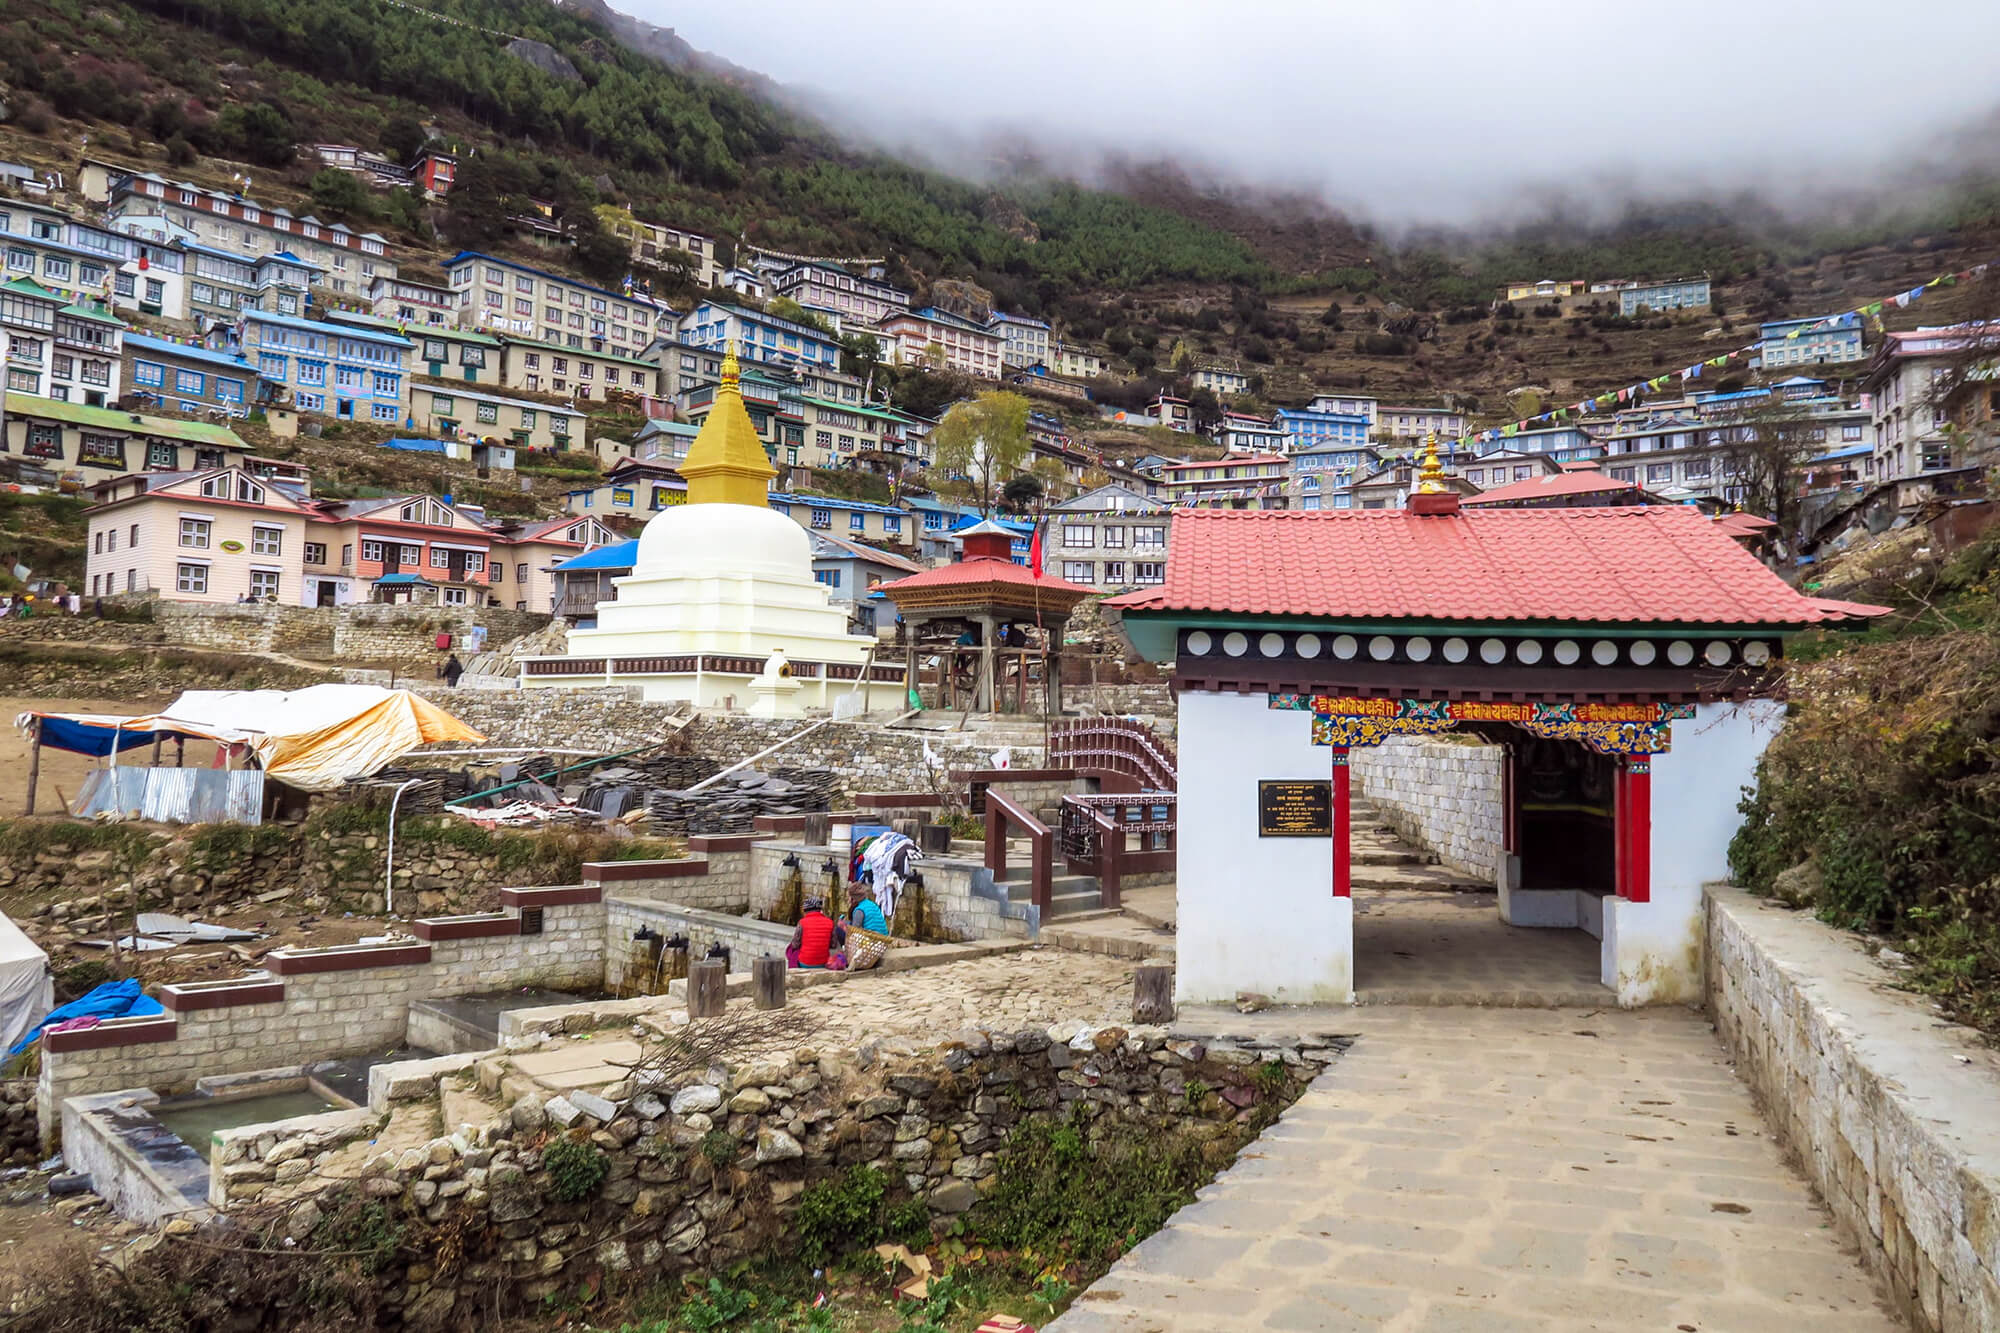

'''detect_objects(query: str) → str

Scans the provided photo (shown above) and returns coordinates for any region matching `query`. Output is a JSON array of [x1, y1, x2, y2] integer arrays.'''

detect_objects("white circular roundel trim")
[[1296, 633, 1322, 659], [1332, 634, 1359, 660], [1667, 640, 1695, 667], [1704, 640, 1733, 667], [1442, 637, 1470, 664], [1405, 636, 1433, 662], [1259, 632, 1286, 658], [1742, 640, 1771, 667], [1479, 638, 1507, 664], [1629, 640, 1657, 666], [1368, 635, 1395, 661], [1553, 640, 1581, 666], [1591, 640, 1619, 666], [1185, 631, 1213, 656], [1515, 639, 1544, 665], [1223, 632, 1249, 657]]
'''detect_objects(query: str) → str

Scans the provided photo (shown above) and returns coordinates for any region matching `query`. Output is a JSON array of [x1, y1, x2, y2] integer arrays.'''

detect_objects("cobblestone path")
[[1050, 1006, 1901, 1332]]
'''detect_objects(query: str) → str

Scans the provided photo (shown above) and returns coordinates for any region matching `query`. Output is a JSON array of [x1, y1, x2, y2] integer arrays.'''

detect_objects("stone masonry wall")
[[603, 898, 794, 991], [37, 893, 606, 1146], [210, 1019, 1343, 1323], [1707, 886, 2000, 1332], [143, 601, 547, 664], [586, 850, 751, 913], [746, 841, 1033, 942], [1351, 736, 1504, 880]]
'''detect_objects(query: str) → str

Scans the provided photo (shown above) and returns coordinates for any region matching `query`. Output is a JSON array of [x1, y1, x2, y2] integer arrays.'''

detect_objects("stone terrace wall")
[[212, 1021, 1342, 1322], [147, 602, 546, 663], [1707, 887, 2000, 1332], [1351, 736, 1503, 880], [603, 898, 795, 990], [36, 889, 606, 1146], [746, 840, 1034, 942]]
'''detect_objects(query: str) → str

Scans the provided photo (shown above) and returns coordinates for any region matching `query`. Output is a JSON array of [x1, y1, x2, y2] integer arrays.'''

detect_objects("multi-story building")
[[1460, 451, 1562, 492], [1619, 276, 1711, 316], [3, 392, 257, 481], [1274, 406, 1370, 454], [360, 318, 502, 386], [303, 493, 496, 606], [904, 496, 983, 562], [1478, 424, 1602, 464], [1148, 395, 1194, 433], [410, 149, 458, 199], [83, 465, 316, 602], [485, 513, 618, 613], [0, 199, 187, 322], [1376, 404, 1469, 443], [1498, 279, 1586, 302], [85, 160, 395, 295], [1192, 365, 1251, 397], [180, 244, 323, 326], [1046, 484, 1170, 589], [367, 274, 457, 326], [1860, 327, 1988, 481], [1305, 393, 1378, 428], [495, 335, 660, 401], [1216, 412, 1288, 454], [1160, 453, 1290, 510], [596, 209, 726, 288], [1760, 314, 1865, 369], [1051, 343, 1105, 379], [235, 310, 410, 424], [0, 279, 122, 405], [123, 333, 275, 417], [875, 307, 1004, 378], [768, 492, 910, 547], [793, 395, 918, 472], [772, 263, 911, 326], [408, 383, 587, 451], [1288, 443, 1382, 510], [987, 311, 1051, 369], [444, 251, 676, 355], [678, 300, 842, 372], [564, 458, 687, 521]]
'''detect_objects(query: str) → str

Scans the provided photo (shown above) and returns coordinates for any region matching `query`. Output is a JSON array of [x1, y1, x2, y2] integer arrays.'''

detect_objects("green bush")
[[971, 1114, 1213, 1263], [793, 1164, 887, 1265], [543, 1133, 609, 1202]]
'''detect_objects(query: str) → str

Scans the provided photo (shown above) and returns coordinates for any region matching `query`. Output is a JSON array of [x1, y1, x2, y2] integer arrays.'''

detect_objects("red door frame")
[[1331, 745, 1351, 898]]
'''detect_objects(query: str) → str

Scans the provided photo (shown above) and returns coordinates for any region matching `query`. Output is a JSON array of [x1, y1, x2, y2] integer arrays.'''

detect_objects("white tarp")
[[0, 912, 51, 1055]]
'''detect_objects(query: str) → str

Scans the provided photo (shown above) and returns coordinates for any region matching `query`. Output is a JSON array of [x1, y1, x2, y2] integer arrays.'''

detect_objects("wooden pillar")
[[150, 734, 163, 768], [24, 721, 41, 817], [1047, 618, 1066, 717], [976, 615, 996, 714], [687, 958, 727, 1017], [1624, 758, 1652, 904], [1132, 963, 1174, 1024], [1331, 745, 1352, 898], [751, 956, 787, 1010]]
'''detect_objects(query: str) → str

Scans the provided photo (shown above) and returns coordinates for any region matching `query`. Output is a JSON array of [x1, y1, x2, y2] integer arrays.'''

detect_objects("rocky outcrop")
[[507, 38, 580, 81]]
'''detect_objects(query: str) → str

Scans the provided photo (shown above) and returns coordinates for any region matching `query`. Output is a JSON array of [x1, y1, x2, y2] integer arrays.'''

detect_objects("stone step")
[[1352, 847, 1424, 867]]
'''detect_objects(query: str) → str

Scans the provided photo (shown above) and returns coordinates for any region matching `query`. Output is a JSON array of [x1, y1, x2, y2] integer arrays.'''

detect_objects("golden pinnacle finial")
[[1416, 431, 1447, 495], [721, 339, 741, 392]]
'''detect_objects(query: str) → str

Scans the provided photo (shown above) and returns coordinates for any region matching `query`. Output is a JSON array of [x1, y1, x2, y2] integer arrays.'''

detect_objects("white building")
[[987, 311, 1052, 369], [1860, 327, 1987, 481], [444, 251, 676, 354], [1192, 365, 1250, 397]]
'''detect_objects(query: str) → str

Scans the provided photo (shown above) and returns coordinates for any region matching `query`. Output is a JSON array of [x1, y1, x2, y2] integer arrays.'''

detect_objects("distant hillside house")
[[1460, 450, 1563, 491], [0, 279, 123, 405], [597, 209, 725, 288], [123, 332, 276, 418], [987, 310, 1052, 369], [495, 334, 660, 402], [1377, 404, 1468, 442], [410, 149, 457, 199], [1476, 424, 1602, 464], [182, 245, 323, 326], [1047, 485, 1170, 589], [1162, 453, 1290, 511], [565, 457, 687, 521], [876, 307, 1004, 378], [1499, 279, 1586, 302], [1216, 413, 1287, 454], [1051, 343, 1105, 379], [3, 392, 255, 483], [84, 465, 317, 603], [1192, 366, 1251, 397], [1759, 314, 1865, 369], [678, 300, 842, 372], [768, 491, 909, 546], [1619, 276, 1711, 317], [1305, 393, 1378, 426], [408, 383, 585, 452], [445, 251, 676, 355], [367, 274, 457, 327], [234, 309, 410, 423], [1275, 406, 1370, 454], [0, 199, 186, 323], [85, 159, 394, 295], [773, 262, 911, 326]]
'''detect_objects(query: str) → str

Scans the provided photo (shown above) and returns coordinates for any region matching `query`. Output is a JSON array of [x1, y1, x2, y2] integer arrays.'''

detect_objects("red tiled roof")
[[1463, 471, 1639, 506], [875, 556, 1094, 597], [1102, 507, 1888, 626], [1712, 512, 1779, 533]]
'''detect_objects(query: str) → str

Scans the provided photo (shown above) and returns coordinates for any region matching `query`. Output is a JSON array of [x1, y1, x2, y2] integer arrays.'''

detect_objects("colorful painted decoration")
[[1269, 694, 1697, 756]]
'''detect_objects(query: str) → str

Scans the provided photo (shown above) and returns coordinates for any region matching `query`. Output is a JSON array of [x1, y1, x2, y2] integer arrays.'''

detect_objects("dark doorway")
[[1513, 739, 1616, 891], [315, 580, 335, 607]]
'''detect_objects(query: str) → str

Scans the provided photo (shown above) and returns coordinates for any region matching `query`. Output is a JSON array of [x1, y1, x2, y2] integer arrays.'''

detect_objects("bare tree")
[[1711, 396, 1826, 537], [1919, 274, 2000, 477]]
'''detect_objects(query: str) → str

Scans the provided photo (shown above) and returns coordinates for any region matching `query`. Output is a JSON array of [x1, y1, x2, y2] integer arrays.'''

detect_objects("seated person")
[[848, 885, 889, 935], [786, 896, 847, 969]]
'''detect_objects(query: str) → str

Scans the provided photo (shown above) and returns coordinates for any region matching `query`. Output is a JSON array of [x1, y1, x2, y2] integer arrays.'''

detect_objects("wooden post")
[[150, 734, 163, 768], [977, 616, 996, 714], [687, 958, 727, 1018], [24, 721, 40, 817], [752, 956, 787, 1010], [803, 812, 831, 848], [1133, 964, 1175, 1024], [918, 823, 952, 854]]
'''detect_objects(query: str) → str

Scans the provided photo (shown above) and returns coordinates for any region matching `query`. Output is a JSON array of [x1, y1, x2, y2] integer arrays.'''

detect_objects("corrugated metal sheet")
[[72, 768, 265, 825]]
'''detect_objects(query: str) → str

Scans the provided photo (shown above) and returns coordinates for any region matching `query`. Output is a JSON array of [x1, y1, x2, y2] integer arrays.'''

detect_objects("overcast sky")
[[644, 0, 2000, 225]]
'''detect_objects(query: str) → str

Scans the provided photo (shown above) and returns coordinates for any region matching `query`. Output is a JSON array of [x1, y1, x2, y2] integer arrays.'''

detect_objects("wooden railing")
[[1049, 718, 1178, 791], [1058, 794, 1176, 909], [984, 786, 1052, 918]]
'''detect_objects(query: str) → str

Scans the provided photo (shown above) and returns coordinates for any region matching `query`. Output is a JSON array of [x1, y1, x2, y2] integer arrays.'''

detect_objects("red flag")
[[1028, 521, 1044, 577]]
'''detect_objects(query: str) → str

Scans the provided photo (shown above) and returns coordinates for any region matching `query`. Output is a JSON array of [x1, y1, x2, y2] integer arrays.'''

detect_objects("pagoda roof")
[[1104, 507, 1888, 630], [1462, 470, 1641, 507], [875, 556, 1096, 617]]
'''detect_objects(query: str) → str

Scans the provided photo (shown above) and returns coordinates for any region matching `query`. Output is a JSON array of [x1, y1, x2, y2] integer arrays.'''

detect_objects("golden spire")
[[1415, 431, 1447, 495], [679, 339, 776, 506]]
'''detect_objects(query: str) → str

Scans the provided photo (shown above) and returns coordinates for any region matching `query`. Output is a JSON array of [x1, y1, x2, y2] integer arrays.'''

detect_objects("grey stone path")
[[1049, 1006, 1901, 1332]]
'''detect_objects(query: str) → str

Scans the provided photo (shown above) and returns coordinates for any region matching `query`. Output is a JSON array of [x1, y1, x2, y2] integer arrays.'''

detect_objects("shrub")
[[544, 1133, 608, 1202], [793, 1164, 887, 1264], [971, 1114, 1214, 1262]]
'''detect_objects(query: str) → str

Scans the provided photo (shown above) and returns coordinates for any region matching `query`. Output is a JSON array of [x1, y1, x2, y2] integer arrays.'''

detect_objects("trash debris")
[[874, 1243, 935, 1301]]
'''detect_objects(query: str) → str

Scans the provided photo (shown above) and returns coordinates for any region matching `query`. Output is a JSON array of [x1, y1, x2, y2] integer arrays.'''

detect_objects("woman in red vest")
[[786, 897, 847, 970]]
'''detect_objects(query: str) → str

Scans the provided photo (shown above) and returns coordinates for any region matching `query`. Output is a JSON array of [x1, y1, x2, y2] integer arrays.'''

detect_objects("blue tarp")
[[381, 438, 447, 454], [34, 716, 172, 758], [8, 978, 163, 1055]]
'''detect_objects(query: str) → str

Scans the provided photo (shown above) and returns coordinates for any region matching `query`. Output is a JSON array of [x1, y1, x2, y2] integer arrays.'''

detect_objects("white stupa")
[[534, 347, 905, 715]]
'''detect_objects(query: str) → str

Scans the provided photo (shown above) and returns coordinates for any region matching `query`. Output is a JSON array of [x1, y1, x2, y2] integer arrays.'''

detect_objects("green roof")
[[3, 393, 250, 447], [500, 333, 654, 369], [1, 277, 60, 302], [59, 300, 124, 327], [350, 315, 501, 348], [798, 395, 905, 424]]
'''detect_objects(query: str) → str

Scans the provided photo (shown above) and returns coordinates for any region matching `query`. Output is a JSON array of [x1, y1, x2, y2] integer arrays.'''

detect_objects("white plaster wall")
[[1175, 691, 1350, 1005], [1604, 699, 1783, 1005]]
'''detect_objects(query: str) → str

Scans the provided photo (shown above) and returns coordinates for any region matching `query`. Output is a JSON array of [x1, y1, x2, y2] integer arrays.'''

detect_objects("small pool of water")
[[153, 1090, 344, 1162]]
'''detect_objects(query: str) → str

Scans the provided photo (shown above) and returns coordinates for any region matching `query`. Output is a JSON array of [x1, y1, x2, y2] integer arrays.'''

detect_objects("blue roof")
[[767, 491, 905, 516], [373, 573, 434, 585], [243, 308, 411, 347], [552, 539, 639, 572], [125, 333, 270, 376], [1810, 444, 1871, 462], [949, 514, 1031, 534], [381, 438, 446, 454]]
